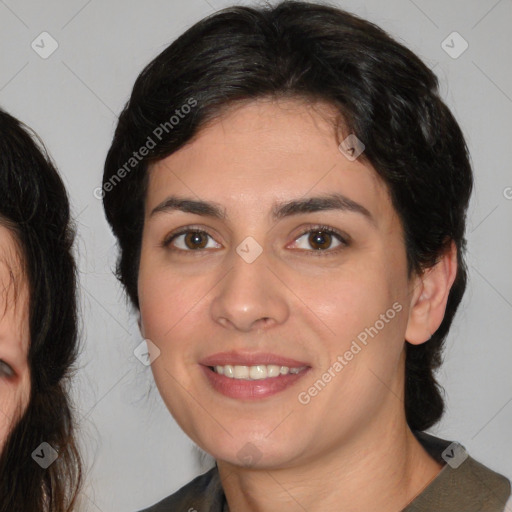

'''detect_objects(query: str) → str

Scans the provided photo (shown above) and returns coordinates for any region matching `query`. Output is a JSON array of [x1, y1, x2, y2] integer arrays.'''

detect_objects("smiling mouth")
[[200, 351, 311, 399], [210, 364, 308, 380], [202, 363, 311, 400]]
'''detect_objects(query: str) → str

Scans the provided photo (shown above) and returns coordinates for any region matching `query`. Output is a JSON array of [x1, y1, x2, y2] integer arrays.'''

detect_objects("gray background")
[[1, 0, 511, 510]]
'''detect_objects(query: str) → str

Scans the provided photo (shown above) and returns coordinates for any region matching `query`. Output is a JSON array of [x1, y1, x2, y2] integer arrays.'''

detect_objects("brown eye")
[[183, 232, 209, 249], [163, 229, 221, 252], [308, 231, 334, 250], [292, 226, 349, 255]]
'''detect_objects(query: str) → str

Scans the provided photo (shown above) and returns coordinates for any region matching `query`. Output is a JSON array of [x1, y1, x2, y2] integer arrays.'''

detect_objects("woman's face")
[[0, 226, 30, 450], [138, 99, 421, 468]]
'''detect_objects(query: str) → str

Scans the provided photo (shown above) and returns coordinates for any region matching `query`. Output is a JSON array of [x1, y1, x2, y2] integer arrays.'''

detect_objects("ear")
[[405, 240, 458, 345]]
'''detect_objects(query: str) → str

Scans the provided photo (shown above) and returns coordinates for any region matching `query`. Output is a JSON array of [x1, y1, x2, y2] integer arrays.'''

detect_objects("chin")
[[202, 434, 301, 470]]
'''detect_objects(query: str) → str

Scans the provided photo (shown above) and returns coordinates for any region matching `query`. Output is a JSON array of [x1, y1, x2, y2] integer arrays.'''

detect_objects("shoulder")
[[136, 466, 224, 512], [452, 455, 511, 509], [408, 431, 511, 511]]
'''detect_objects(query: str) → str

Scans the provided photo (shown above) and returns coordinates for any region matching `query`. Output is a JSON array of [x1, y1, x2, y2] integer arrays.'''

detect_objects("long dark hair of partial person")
[[0, 108, 82, 511]]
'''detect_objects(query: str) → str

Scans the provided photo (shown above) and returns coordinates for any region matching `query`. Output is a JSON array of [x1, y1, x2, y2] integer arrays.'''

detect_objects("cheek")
[[138, 270, 204, 343], [0, 373, 30, 450], [138, 269, 211, 393], [303, 259, 401, 333], [305, 262, 408, 397], [0, 393, 16, 449], [0, 323, 31, 451]]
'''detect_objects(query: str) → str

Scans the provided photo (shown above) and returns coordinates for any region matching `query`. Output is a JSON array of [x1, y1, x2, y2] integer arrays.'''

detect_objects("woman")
[[102, 1, 511, 510], [0, 108, 82, 511]]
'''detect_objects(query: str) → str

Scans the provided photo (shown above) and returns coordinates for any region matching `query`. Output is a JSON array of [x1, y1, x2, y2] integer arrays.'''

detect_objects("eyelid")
[[290, 224, 350, 256], [162, 223, 350, 255], [0, 359, 15, 378], [161, 224, 222, 249], [294, 224, 349, 243]]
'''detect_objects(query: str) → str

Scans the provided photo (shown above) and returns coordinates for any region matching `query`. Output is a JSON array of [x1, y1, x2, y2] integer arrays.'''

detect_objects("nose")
[[210, 250, 289, 333]]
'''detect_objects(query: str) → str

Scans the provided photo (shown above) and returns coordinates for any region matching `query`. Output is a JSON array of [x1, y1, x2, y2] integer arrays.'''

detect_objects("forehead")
[[146, 99, 396, 229], [0, 225, 26, 318]]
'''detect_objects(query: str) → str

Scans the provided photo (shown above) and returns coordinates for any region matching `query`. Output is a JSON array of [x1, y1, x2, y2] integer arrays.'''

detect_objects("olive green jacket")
[[139, 431, 511, 511]]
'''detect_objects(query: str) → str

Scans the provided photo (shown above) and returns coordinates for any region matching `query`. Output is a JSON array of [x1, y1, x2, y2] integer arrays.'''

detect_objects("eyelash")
[[161, 224, 349, 257]]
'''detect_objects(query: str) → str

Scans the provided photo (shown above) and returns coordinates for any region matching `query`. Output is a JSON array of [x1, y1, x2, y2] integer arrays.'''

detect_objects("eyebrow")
[[150, 193, 375, 226]]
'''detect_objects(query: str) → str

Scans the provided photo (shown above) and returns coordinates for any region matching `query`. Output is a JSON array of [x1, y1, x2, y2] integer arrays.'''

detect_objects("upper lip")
[[200, 351, 310, 368]]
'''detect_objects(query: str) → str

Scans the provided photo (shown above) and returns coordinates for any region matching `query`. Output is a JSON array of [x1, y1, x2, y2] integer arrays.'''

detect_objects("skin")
[[0, 225, 30, 450], [138, 98, 457, 512]]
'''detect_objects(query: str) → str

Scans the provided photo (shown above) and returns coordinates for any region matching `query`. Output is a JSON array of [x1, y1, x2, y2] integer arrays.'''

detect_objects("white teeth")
[[267, 365, 281, 377], [212, 364, 306, 380], [233, 365, 250, 379], [249, 365, 266, 380]]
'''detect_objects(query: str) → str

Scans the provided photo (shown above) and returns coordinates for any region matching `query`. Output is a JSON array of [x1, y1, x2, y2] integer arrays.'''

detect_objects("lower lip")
[[201, 365, 310, 400]]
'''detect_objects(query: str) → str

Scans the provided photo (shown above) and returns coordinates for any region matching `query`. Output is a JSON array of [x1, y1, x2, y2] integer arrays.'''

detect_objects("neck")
[[217, 386, 443, 512]]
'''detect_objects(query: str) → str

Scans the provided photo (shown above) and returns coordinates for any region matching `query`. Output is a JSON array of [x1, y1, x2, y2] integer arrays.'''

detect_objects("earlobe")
[[405, 241, 458, 345]]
